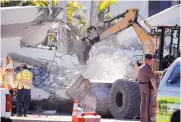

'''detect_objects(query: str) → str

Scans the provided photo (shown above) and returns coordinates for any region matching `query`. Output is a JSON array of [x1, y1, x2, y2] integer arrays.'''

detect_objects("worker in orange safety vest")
[[1, 64, 15, 88], [14, 63, 33, 117], [0, 62, 15, 116]]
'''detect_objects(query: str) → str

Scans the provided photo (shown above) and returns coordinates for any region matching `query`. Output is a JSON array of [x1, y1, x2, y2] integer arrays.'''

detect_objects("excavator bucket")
[[66, 75, 96, 112], [73, 40, 92, 65], [73, 26, 100, 65]]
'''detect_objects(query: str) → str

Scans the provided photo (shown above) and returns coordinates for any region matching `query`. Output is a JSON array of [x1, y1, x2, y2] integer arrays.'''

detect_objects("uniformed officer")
[[14, 64, 33, 117], [138, 54, 157, 122]]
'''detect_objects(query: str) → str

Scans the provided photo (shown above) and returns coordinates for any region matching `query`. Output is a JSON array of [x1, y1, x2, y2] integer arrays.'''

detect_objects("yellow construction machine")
[[75, 8, 180, 71], [67, 8, 180, 119]]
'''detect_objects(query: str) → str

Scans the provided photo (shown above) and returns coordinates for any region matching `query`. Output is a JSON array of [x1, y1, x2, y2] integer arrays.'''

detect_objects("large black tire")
[[171, 110, 180, 122], [91, 83, 112, 117], [109, 78, 140, 119]]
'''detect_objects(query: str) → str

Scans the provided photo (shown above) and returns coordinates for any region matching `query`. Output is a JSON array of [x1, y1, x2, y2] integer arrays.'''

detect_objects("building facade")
[[148, 0, 180, 17], [80, 0, 180, 25]]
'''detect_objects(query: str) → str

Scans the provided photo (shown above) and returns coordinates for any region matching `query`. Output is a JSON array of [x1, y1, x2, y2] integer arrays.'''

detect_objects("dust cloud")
[[82, 51, 128, 80], [79, 37, 142, 80]]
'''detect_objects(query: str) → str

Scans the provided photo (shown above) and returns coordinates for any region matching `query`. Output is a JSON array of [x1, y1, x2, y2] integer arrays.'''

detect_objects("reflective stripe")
[[17, 70, 32, 89], [20, 71, 32, 86], [73, 104, 78, 109], [72, 110, 78, 116], [1, 83, 12, 90], [0, 73, 13, 90], [1, 81, 9, 84]]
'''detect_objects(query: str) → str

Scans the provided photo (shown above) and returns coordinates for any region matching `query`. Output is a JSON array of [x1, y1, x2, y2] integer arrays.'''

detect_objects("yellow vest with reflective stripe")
[[16, 69, 33, 89]]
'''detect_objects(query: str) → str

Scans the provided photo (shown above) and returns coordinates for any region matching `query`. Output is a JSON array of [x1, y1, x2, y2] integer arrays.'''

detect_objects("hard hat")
[[6, 64, 14, 70]]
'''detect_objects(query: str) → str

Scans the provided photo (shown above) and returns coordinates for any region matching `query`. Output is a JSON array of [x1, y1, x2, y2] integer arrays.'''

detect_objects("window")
[[160, 1, 171, 11], [148, 1, 172, 17], [167, 64, 180, 87], [149, 1, 160, 17]]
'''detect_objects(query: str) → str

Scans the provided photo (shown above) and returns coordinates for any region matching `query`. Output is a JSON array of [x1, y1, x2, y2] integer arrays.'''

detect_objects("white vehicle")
[[0, 88, 12, 121]]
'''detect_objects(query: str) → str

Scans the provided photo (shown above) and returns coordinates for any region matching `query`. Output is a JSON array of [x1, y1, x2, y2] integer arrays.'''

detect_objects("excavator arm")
[[75, 8, 155, 65], [99, 9, 137, 40]]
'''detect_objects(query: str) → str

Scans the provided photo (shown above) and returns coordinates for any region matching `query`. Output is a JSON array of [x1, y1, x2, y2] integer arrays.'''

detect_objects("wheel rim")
[[115, 91, 123, 108]]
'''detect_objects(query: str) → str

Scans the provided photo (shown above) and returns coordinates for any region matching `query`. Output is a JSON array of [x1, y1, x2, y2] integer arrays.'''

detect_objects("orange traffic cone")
[[72, 99, 78, 122]]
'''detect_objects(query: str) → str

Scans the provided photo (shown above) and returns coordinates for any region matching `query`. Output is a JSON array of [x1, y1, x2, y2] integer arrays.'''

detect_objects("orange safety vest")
[[0, 72, 13, 90], [0, 57, 15, 90], [16, 70, 33, 90]]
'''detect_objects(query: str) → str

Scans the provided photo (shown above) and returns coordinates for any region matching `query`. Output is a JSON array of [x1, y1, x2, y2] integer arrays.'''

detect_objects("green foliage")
[[67, 1, 82, 23], [1, 0, 59, 7], [96, 0, 118, 33], [97, 0, 118, 23], [98, 0, 118, 13], [19, 0, 50, 7], [76, 16, 88, 37], [0, 0, 21, 7], [66, 1, 88, 38], [52, 0, 58, 6], [1, 0, 10, 7], [104, 12, 112, 19]]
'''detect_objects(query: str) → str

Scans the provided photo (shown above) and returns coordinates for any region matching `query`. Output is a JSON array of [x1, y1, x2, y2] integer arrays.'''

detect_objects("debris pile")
[[79, 37, 142, 80], [14, 36, 142, 95], [14, 36, 142, 115]]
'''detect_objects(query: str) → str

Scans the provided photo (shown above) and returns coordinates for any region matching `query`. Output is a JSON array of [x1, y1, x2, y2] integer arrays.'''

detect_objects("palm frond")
[[98, 0, 118, 13], [52, 0, 58, 6]]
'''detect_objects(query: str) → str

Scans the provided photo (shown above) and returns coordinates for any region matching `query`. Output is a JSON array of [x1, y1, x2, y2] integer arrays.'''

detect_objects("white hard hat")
[[6, 64, 13, 70]]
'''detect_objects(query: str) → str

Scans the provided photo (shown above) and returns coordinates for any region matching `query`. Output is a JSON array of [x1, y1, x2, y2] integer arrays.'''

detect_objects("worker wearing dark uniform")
[[14, 64, 33, 117], [138, 54, 157, 122]]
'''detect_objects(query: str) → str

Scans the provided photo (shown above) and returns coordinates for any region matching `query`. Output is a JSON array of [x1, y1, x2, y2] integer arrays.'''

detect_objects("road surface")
[[11, 115, 140, 122]]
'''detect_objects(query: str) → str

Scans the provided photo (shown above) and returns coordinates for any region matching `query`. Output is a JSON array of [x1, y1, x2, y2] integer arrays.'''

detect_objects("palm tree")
[[23, 1, 88, 54], [87, 0, 118, 40], [0, 0, 58, 7], [90, 1, 98, 26], [1, 0, 20, 7], [97, 0, 118, 29]]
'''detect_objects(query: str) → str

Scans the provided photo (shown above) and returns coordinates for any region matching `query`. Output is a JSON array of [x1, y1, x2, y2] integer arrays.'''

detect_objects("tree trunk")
[[90, 1, 98, 26], [58, 1, 68, 54]]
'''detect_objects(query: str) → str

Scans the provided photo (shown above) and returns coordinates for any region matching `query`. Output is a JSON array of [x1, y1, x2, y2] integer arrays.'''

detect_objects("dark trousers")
[[16, 89, 31, 115]]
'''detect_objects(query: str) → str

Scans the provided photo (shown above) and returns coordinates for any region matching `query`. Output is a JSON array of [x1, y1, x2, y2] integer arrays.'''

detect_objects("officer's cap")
[[144, 54, 153, 60]]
